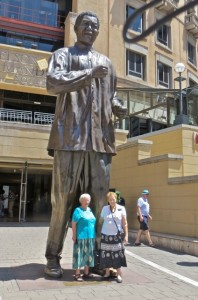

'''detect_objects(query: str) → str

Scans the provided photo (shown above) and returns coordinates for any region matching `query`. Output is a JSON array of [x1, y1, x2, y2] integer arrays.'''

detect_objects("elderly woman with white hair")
[[72, 193, 96, 281]]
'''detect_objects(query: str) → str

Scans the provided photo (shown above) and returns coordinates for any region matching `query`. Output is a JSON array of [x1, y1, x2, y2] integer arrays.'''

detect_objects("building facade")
[[0, 0, 197, 222]]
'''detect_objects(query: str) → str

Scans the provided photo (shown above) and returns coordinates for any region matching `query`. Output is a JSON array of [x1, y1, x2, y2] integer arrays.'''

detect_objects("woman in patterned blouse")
[[99, 192, 128, 283]]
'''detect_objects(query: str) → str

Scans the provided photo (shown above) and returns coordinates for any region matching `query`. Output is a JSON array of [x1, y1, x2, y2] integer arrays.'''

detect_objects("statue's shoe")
[[44, 258, 63, 278]]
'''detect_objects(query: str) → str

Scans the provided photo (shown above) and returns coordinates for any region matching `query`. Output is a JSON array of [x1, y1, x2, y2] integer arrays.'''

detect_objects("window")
[[126, 50, 145, 79], [188, 42, 196, 65], [157, 24, 170, 47], [2, 30, 63, 52], [0, 1, 70, 29], [7, 0, 21, 19], [157, 62, 171, 88], [126, 5, 143, 33]]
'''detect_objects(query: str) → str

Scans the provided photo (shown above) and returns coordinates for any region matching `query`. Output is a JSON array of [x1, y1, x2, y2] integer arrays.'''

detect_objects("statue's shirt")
[[47, 44, 119, 155]]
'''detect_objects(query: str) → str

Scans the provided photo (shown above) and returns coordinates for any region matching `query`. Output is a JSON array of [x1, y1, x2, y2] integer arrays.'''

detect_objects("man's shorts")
[[138, 216, 149, 231]]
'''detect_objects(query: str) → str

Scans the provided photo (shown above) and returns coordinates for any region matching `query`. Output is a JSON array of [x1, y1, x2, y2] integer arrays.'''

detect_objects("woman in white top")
[[99, 192, 128, 283]]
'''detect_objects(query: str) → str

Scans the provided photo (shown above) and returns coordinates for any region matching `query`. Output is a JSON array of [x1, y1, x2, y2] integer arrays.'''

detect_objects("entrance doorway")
[[0, 168, 52, 222]]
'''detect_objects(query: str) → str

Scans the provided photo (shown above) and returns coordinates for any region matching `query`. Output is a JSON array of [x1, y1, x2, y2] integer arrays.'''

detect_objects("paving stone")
[[0, 224, 198, 300]]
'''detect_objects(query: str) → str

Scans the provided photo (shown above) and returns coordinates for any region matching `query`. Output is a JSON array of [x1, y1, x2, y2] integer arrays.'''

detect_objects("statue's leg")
[[44, 151, 85, 278], [84, 152, 112, 247], [83, 152, 112, 275]]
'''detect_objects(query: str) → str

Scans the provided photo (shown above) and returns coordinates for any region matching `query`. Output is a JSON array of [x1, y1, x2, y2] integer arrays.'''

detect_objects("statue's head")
[[74, 11, 100, 47]]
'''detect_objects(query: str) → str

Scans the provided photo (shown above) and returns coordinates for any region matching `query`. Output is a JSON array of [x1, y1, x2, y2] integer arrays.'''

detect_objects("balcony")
[[185, 12, 198, 39], [0, 108, 54, 125], [155, 0, 178, 12]]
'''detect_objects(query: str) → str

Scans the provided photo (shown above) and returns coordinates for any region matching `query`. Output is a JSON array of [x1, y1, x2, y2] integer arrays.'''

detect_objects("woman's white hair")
[[79, 193, 91, 203]]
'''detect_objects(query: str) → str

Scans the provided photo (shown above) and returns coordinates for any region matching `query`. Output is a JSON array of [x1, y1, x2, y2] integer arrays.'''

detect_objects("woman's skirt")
[[72, 238, 95, 269], [99, 234, 127, 269]]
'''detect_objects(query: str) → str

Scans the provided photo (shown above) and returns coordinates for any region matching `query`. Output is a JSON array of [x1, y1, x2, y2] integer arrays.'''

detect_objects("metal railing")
[[155, 0, 179, 9], [0, 108, 54, 125], [34, 112, 54, 125], [0, 108, 32, 123]]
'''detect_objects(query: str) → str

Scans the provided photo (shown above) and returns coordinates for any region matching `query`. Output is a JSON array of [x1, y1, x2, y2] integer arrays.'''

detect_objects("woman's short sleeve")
[[72, 208, 80, 223], [137, 197, 143, 207], [122, 206, 127, 217], [100, 206, 106, 218]]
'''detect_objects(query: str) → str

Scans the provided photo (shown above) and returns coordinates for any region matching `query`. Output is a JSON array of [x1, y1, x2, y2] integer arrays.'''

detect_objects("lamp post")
[[174, 62, 189, 125]]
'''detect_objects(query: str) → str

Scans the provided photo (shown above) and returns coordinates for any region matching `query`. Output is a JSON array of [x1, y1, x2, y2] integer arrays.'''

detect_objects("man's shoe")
[[44, 258, 63, 278], [134, 242, 141, 246]]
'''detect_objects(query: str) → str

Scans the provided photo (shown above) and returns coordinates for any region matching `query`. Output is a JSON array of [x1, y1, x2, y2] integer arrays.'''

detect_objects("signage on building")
[[0, 48, 50, 89]]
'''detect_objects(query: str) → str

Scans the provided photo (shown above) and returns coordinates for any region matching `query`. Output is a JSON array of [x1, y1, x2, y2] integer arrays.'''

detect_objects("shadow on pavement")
[[177, 261, 198, 267], [0, 263, 73, 281], [0, 262, 153, 290], [0, 263, 112, 290]]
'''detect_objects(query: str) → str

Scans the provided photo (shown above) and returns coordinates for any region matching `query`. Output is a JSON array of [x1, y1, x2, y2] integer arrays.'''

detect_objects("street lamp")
[[174, 62, 189, 125]]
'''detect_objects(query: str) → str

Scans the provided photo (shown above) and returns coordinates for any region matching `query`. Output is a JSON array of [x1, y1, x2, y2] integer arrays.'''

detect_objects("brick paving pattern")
[[0, 223, 198, 299]]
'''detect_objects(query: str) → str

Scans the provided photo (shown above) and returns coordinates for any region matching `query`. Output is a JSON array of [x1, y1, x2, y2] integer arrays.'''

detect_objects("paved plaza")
[[0, 222, 198, 300]]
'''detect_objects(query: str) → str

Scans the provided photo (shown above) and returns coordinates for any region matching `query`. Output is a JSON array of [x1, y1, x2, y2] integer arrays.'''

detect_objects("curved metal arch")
[[123, 0, 198, 44]]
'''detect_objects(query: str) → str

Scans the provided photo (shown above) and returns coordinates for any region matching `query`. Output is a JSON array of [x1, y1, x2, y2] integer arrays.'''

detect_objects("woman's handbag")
[[93, 249, 100, 266], [111, 213, 123, 242], [111, 211, 124, 242]]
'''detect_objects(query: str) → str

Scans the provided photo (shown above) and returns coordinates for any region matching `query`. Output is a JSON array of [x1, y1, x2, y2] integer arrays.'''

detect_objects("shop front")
[[0, 165, 52, 222]]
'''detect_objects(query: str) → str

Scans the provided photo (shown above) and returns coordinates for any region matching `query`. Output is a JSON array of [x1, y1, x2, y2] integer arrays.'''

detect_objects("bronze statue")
[[44, 11, 127, 278]]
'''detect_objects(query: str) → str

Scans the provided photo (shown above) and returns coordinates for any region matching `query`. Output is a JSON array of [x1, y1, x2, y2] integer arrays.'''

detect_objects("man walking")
[[134, 189, 155, 247], [44, 11, 127, 278]]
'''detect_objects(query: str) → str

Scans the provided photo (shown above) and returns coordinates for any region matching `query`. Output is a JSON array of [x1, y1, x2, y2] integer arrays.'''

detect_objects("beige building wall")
[[0, 0, 197, 230], [1, 1, 196, 97], [110, 125, 198, 238], [65, 0, 198, 88], [0, 122, 53, 171], [0, 122, 128, 172]]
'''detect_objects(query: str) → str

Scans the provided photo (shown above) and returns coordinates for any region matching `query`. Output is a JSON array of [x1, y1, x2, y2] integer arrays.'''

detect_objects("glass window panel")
[[126, 5, 143, 33], [1, 0, 59, 27], [136, 55, 142, 73], [188, 42, 195, 64], [157, 62, 170, 88], [157, 25, 168, 46], [127, 50, 144, 79]]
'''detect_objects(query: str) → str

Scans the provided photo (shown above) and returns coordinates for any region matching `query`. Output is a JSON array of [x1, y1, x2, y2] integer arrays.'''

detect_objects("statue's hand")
[[112, 97, 128, 119], [92, 65, 108, 78], [112, 105, 127, 119]]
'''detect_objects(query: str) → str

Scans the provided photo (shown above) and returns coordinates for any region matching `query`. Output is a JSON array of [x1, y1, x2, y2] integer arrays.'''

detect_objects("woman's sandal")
[[74, 274, 83, 281], [110, 269, 117, 278], [83, 272, 94, 279]]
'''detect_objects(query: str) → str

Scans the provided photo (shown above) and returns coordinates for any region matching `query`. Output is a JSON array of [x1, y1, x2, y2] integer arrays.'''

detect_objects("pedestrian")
[[72, 194, 96, 282], [116, 190, 126, 206], [0, 189, 5, 217], [8, 189, 16, 218], [99, 191, 128, 283], [44, 11, 127, 278], [134, 189, 155, 247]]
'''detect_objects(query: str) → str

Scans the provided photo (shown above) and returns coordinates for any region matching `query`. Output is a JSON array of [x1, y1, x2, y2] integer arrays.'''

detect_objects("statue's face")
[[75, 15, 99, 46]]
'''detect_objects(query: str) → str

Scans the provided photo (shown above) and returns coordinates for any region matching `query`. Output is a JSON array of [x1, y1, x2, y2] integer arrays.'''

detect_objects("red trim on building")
[[0, 16, 64, 40]]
